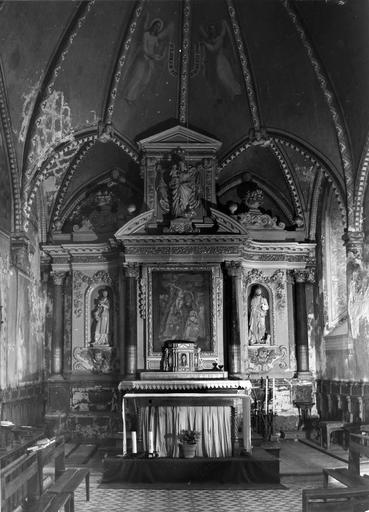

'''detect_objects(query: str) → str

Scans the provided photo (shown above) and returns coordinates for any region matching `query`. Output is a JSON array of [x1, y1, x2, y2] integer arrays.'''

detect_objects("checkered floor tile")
[[74, 476, 303, 512]]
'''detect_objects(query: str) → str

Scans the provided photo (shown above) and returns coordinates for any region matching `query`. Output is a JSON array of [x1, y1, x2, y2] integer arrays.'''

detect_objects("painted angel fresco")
[[124, 14, 174, 104], [200, 20, 242, 102]]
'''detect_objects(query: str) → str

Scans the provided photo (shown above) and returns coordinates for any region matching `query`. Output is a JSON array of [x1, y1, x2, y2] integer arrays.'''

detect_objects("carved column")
[[51, 271, 66, 378], [293, 270, 311, 377], [225, 262, 242, 377], [125, 264, 139, 378]]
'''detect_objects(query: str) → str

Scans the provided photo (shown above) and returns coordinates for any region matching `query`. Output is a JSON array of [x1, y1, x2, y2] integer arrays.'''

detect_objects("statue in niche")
[[248, 285, 270, 345], [92, 289, 111, 345], [169, 150, 201, 218]]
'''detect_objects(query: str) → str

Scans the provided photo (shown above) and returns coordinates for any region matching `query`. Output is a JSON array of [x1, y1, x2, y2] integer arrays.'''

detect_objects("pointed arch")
[[0, 59, 21, 232]]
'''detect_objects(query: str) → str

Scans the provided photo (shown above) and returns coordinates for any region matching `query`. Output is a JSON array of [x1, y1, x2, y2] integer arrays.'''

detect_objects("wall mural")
[[324, 195, 347, 330], [63, 173, 142, 240], [199, 20, 242, 103], [123, 14, 174, 105]]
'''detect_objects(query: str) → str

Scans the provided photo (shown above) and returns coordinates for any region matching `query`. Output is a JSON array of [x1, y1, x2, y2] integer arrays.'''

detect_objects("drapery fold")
[[141, 405, 232, 457]]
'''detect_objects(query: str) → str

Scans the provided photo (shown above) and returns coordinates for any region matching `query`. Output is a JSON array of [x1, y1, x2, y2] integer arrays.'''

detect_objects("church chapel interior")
[[1, 0, 369, 508]]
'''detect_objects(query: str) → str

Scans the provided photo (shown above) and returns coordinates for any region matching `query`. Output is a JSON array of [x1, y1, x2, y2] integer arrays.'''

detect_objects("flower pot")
[[182, 442, 197, 458]]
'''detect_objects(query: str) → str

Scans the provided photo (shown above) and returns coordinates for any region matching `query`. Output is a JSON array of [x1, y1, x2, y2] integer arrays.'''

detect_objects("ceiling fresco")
[[0, 0, 368, 238]]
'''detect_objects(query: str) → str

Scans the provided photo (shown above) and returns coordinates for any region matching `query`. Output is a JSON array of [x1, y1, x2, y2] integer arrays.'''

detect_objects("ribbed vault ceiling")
[[0, 0, 368, 237]]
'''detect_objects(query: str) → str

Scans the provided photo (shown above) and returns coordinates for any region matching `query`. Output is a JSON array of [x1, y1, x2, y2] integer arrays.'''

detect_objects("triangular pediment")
[[137, 125, 222, 152]]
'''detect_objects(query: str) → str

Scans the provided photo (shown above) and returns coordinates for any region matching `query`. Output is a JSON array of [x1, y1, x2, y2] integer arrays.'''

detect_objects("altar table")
[[119, 380, 252, 457]]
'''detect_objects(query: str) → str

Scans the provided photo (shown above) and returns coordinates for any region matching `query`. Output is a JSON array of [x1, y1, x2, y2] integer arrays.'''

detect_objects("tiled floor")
[[71, 440, 349, 512]]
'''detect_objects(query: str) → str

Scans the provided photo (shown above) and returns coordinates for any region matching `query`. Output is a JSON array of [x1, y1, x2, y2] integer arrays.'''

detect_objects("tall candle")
[[148, 430, 154, 453], [272, 378, 276, 414], [131, 431, 137, 454], [265, 377, 269, 414]]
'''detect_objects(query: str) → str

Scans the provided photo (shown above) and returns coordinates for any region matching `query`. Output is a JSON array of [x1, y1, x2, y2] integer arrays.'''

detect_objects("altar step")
[[102, 447, 280, 486]]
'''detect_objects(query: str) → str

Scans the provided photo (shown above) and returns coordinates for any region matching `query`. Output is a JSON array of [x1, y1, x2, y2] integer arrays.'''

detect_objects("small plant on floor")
[[178, 429, 201, 445]]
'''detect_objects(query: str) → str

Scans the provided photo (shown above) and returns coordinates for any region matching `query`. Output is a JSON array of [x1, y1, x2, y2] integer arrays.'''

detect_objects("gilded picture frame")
[[147, 265, 221, 359]]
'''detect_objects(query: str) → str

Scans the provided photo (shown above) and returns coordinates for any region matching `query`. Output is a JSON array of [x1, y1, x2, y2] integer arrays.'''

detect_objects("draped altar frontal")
[[118, 379, 252, 458]]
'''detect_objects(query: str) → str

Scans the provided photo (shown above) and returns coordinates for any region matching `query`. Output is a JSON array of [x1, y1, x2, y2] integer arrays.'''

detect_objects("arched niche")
[[86, 285, 114, 347]]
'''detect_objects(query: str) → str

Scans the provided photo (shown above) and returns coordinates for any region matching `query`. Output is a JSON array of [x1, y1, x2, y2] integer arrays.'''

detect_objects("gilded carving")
[[179, 0, 191, 125], [247, 345, 288, 372], [52, 271, 66, 286], [73, 346, 117, 374], [215, 277, 223, 318], [138, 273, 147, 320]]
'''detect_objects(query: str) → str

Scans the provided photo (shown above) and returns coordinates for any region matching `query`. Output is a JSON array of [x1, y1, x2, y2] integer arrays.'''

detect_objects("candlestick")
[[272, 378, 276, 414], [148, 430, 154, 454], [131, 431, 137, 454], [265, 377, 269, 414]]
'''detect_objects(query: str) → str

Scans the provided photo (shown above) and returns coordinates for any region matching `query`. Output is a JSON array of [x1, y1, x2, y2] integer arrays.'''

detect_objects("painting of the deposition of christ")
[[152, 271, 212, 353]]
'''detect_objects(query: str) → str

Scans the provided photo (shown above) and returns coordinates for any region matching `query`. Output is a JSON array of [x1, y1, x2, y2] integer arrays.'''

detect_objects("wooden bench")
[[0, 451, 40, 512], [34, 436, 66, 492], [302, 432, 369, 511], [323, 432, 369, 489], [25, 491, 73, 512], [323, 467, 369, 488], [25, 468, 90, 512], [302, 487, 369, 512], [46, 468, 89, 512]]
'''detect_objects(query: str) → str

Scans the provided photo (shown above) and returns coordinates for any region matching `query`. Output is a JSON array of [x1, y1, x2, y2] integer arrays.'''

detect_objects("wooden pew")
[[302, 487, 369, 512], [323, 433, 369, 488], [0, 452, 39, 512], [1, 435, 90, 512], [33, 436, 66, 493], [25, 468, 90, 512], [302, 432, 369, 511]]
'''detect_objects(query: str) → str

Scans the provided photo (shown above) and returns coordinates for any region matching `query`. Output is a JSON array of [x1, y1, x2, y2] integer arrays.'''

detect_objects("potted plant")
[[178, 429, 201, 458]]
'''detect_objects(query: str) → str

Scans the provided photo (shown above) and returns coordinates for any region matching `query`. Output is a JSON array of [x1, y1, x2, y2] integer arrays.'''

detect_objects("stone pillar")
[[293, 270, 311, 377], [343, 230, 364, 379], [118, 270, 126, 377], [225, 262, 243, 378], [51, 271, 66, 379], [125, 264, 139, 378]]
